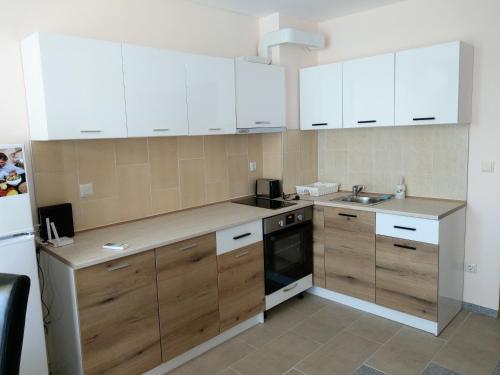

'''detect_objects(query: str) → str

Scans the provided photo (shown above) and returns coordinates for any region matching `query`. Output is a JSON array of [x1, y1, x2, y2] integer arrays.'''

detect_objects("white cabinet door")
[[300, 63, 343, 130], [343, 53, 395, 128], [122, 44, 188, 137], [186, 55, 236, 135], [235, 61, 285, 129], [395, 41, 473, 126], [21, 33, 127, 140]]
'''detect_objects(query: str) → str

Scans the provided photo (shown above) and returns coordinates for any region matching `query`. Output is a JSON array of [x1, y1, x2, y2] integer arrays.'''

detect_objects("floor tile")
[[352, 365, 386, 375], [438, 310, 470, 341], [291, 305, 350, 343], [263, 301, 310, 333], [284, 370, 306, 375], [169, 337, 254, 375], [433, 314, 500, 375], [236, 322, 284, 348], [217, 368, 241, 375], [296, 331, 380, 375], [231, 332, 320, 375], [285, 293, 329, 316], [346, 314, 402, 344], [421, 362, 464, 375], [366, 327, 446, 375], [492, 360, 500, 375]]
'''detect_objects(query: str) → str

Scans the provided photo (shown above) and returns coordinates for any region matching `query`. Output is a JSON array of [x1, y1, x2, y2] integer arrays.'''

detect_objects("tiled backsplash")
[[318, 125, 469, 200]]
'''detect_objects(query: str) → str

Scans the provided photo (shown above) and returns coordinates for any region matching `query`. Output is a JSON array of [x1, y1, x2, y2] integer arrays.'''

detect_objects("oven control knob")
[[277, 219, 285, 227], [297, 214, 303, 221]]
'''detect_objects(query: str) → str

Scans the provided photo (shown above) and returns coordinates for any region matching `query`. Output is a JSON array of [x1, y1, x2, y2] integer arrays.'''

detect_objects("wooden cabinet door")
[[312, 206, 326, 287], [376, 235, 438, 321], [343, 53, 395, 128], [76, 251, 161, 375], [217, 242, 265, 331], [235, 60, 285, 129], [186, 55, 236, 135], [300, 63, 343, 130], [122, 44, 189, 137], [156, 233, 220, 360], [324, 207, 375, 302]]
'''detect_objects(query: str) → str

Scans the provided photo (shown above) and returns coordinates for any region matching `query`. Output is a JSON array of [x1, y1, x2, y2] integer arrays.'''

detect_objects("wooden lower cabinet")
[[155, 233, 220, 361], [324, 207, 376, 302], [312, 206, 326, 287], [76, 251, 161, 375], [376, 235, 438, 321], [217, 242, 265, 331]]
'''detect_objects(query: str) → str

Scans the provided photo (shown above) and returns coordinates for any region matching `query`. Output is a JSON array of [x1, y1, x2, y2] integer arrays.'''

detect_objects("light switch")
[[79, 183, 94, 198], [249, 161, 257, 172], [481, 160, 495, 173]]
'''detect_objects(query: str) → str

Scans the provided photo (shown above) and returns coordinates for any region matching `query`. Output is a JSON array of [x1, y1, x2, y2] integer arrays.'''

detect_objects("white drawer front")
[[265, 275, 313, 310], [216, 220, 263, 255], [376, 213, 439, 244]]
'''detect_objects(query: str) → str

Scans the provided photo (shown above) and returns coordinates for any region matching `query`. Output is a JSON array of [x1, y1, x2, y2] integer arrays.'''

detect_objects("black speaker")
[[37, 203, 74, 241]]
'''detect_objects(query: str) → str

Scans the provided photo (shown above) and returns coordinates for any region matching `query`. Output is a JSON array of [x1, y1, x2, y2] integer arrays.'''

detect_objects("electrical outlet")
[[249, 161, 257, 172], [79, 183, 94, 198], [464, 263, 477, 273], [481, 160, 495, 173]]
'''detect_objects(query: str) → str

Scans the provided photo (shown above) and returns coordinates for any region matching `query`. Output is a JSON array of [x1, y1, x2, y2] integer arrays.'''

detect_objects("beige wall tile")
[[228, 155, 249, 197], [263, 151, 282, 179], [284, 130, 300, 153], [149, 137, 179, 190], [115, 138, 148, 165], [31, 141, 77, 173], [151, 188, 181, 214], [179, 158, 206, 208], [262, 132, 282, 153], [76, 140, 115, 178], [79, 198, 120, 230], [205, 152, 228, 183], [78, 169, 118, 201], [225, 134, 248, 155], [283, 151, 300, 194], [34, 172, 79, 208], [206, 181, 230, 203], [204, 135, 226, 155], [178, 136, 204, 159], [116, 164, 152, 221]]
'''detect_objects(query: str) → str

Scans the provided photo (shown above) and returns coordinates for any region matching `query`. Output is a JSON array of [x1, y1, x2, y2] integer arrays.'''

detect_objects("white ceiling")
[[189, 0, 406, 22]]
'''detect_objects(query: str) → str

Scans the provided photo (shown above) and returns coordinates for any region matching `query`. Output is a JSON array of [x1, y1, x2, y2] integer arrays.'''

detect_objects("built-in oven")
[[263, 206, 313, 310]]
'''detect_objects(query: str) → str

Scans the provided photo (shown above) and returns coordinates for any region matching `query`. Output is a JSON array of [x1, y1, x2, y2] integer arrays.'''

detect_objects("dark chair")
[[0, 273, 31, 375]]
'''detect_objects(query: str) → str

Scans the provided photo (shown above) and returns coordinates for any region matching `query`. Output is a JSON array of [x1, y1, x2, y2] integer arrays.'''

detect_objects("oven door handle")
[[283, 283, 298, 292]]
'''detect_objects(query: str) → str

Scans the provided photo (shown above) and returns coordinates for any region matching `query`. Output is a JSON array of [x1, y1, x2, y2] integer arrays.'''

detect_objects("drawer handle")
[[233, 233, 251, 240], [312, 123, 328, 126], [283, 283, 298, 292], [338, 213, 357, 218], [153, 128, 170, 132], [255, 121, 270, 125], [394, 225, 416, 231], [107, 263, 130, 272], [357, 120, 376, 124], [394, 243, 417, 250], [208, 128, 222, 131], [235, 251, 249, 258], [413, 117, 436, 121], [80, 129, 102, 133], [179, 243, 198, 251]]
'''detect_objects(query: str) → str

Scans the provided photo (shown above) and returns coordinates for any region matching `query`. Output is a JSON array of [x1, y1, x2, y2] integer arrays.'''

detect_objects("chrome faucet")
[[352, 185, 364, 196]]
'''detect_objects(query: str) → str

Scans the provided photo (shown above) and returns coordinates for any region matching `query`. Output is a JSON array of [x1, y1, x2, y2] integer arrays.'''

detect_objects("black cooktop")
[[231, 197, 297, 210]]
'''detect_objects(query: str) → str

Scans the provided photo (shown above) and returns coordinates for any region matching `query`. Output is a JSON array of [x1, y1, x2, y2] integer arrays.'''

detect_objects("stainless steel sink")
[[331, 193, 394, 205]]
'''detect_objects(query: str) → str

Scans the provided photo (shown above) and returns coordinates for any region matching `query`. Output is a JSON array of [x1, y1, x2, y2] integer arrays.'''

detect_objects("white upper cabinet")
[[122, 44, 188, 137], [395, 41, 474, 126], [343, 53, 395, 128], [235, 60, 285, 130], [21, 33, 127, 140], [299, 63, 343, 130], [186, 55, 236, 135]]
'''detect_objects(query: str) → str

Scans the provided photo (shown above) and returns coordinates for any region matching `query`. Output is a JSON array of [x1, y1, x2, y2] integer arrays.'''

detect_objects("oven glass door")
[[264, 221, 313, 295]]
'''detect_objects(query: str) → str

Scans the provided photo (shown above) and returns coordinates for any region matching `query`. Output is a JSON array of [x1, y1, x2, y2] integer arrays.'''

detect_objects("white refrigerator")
[[0, 144, 48, 375]]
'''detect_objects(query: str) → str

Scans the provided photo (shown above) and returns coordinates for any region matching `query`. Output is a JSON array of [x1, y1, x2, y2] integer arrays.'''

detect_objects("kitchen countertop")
[[302, 192, 466, 220], [40, 194, 466, 270], [40, 199, 313, 270]]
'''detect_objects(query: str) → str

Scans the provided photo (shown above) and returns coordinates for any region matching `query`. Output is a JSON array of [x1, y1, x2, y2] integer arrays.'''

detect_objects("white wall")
[[318, 0, 500, 310], [0, 0, 258, 144]]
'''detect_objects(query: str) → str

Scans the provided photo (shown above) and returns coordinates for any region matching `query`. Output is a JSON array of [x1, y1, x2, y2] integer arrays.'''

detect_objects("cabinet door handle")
[[80, 130, 102, 133], [312, 123, 328, 127], [338, 213, 357, 218], [413, 117, 436, 121], [394, 243, 417, 250], [357, 120, 376, 124], [233, 233, 251, 240], [208, 128, 221, 131], [235, 251, 249, 258], [283, 283, 298, 292], [153, 128, 170, 132], [394, 225, 416, 231], [255, 121, 270, 125], [179, 243, 198, 251], [107, 263, 130, 272]]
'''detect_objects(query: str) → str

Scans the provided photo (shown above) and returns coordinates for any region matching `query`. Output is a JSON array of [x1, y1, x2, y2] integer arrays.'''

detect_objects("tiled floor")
[[169, 294, 500, 375]]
